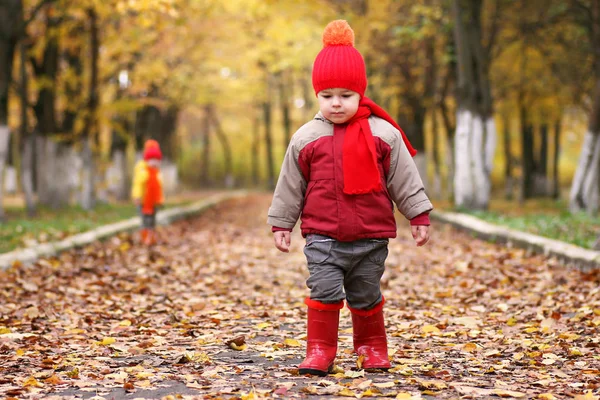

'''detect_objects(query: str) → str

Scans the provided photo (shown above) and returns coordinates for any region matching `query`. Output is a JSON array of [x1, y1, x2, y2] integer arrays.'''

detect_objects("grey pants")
[[303, 234, 388, 310], [138, 207, 156, 228]]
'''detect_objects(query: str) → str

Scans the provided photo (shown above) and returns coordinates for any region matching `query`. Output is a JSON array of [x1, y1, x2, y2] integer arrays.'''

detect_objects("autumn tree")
[[451, 0, 498, 210], [0, 0, 24, 220], [569, 0, 600, 215]]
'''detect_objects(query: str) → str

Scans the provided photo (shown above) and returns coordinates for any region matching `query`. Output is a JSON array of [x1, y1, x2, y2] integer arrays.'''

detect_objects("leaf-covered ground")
[[1, 194, 599, 399]]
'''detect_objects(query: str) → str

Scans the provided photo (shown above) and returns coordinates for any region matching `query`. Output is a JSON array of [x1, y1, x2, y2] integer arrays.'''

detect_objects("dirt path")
[[1, 194, 599, 399]]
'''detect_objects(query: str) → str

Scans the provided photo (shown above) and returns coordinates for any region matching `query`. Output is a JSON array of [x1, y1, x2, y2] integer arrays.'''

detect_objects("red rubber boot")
[[298, 298, 344, 376], [349, 298, 391, 370], [139, 229, 149, 244]]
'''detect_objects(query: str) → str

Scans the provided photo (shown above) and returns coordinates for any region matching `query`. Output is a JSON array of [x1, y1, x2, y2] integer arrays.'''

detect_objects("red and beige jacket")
[[267, 113, 433, 242]]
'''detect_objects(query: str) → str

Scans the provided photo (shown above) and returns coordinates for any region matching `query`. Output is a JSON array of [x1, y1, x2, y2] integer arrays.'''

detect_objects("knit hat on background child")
[[143, 139, 162, 161], [311, 20, 416, 195]]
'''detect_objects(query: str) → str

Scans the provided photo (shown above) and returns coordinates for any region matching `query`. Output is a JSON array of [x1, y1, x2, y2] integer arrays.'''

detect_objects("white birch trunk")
[[36, 136, 74, 208], [471, 115, 488, 207], [445, 136, 454, 200], [79, 137, 95, 210], [3, 166, 16, 193], [20, 135, 36, 214], [161, 160, 179, 195], [454, 109, 474, 207], [569, 130, 600, 213], [0, 126, 10, 220], [106, 149, 129, 200], [484, 117, 497, 175], [454, 109, 495, 209]]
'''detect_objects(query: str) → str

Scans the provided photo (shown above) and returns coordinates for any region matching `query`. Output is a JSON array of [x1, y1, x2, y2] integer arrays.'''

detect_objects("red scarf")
[[342, 97, 417, 194]]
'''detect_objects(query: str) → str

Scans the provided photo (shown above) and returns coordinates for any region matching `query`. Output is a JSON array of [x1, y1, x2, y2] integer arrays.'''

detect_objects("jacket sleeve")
[[267, 138, 307, 229], [387, 134, 433, 219], [131, 161, 147, 200]]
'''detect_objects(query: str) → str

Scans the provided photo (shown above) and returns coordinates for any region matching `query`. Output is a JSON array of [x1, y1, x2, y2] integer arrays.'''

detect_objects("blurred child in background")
[[131, 139, 164, 245]]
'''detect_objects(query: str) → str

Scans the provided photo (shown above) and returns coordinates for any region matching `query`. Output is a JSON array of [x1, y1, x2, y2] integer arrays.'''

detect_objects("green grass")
[[0, 197, 200, 254], [0, 203, 141, 254], [458, 200, 600, 249]]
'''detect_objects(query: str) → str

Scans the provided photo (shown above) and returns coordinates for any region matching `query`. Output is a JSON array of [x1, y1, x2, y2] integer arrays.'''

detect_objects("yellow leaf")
[[101, 337, 116, 345], [256, 322, 270, 330], [23, 376, 44, 388], [45, 374, 65, 385], [538, 394, 557, 400], [462, 342, 478, 352], [16, 349, 25, 356], [569, 348, 583, 356], [0, 327, 11, 334], [559, 333, 580, 340], [119, 320, 132, 326], [345, 370, 365, 378], [374, 381, 396, 388], [417, 379, 447, 390], [357, 354, 366, 369], [337, 388, 357, 397], [507, 317, 517, 326], [574, 391, 600, 400], [524, 327, 539, 333], [330, 365, 344, 374], [421, 325, 440, 334], [493, 389, 527, 398], [137, 380, 152, 388], [65, 329, 85, 335], [66, 368, 79, 379], [513, 352, 524, 360], [283, 338, 301, 347], [396, 393, 416, 399], [229, 342, 247, 351]]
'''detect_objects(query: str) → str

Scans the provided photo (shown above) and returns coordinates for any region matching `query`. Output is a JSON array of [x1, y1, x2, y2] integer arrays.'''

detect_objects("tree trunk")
[[209, 105, 234, 188], [570, 77, 600, 214], [398, 106, 428, 190], [279, 69, 292, 150], [0, 0, 23, 220], [80, 7, 99, 210], [569, 1, 600, 214], [251, 108, 260, 186], [502, 113, 514, 199], [552, 118, 561, 199], [109, 85, 130, 201], [20, 40, 35, 215], [301, 67, 314, 121], [264, 74, 275, 190], [452, 0, 496, 209], [520, 106, 535, 201], [439, 56, 456, 202], [200, 104, 211, 186], [0, 127, 9, 220], [534, 122, 550, 196], [431, 108, 442, 199], [32, 10, 67, 207]]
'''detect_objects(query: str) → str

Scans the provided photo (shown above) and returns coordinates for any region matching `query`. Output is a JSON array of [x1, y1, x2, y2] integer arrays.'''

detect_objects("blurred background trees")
[[0, 0, 597, 220]]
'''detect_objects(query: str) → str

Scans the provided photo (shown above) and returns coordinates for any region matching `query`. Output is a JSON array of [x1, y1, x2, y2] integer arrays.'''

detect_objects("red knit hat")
[[143, 140, 162, 160], [312, 20, 367, 96]]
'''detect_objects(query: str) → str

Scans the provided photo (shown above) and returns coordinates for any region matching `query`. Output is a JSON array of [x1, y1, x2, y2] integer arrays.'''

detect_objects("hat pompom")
[[322, 20, 354, 47]]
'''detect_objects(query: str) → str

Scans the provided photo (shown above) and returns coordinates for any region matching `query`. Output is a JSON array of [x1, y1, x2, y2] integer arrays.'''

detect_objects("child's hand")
[[273, 231, 291, 253], [134, 198, 141, 206], [411, 225, 430, 246]]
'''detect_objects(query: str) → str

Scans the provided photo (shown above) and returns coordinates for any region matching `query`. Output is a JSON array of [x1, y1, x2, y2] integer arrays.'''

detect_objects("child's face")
[[147, 158, 161, 168], [317, 88, 360, 124]]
